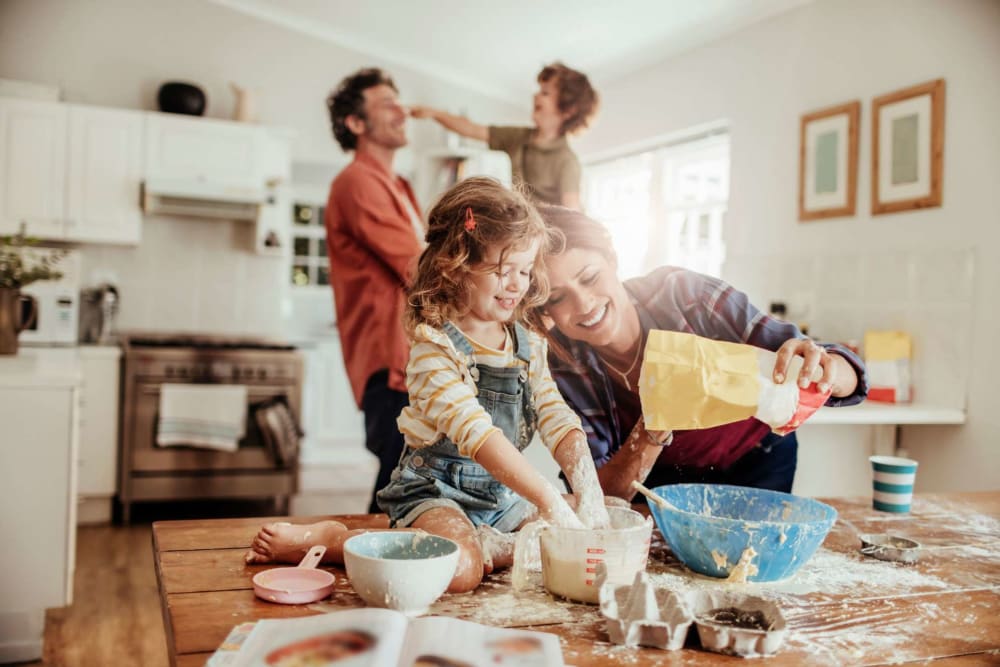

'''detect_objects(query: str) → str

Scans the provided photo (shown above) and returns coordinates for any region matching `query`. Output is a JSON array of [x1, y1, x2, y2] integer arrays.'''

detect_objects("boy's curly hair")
[[405, 177, 561, 337], [538, 62, 600, 136]]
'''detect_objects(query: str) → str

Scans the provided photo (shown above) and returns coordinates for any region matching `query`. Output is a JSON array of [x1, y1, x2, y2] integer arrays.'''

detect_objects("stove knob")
[[257, 368, 267, 380], [166, 366, 175, 378]]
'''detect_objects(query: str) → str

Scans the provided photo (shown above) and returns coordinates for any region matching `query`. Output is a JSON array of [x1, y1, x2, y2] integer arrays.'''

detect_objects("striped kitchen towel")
[[157, 383, 247, 452]]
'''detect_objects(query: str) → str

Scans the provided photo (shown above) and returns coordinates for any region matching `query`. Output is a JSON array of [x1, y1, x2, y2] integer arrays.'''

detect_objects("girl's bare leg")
[[245, 520, 390, 565], [410, 506, 485, 594]]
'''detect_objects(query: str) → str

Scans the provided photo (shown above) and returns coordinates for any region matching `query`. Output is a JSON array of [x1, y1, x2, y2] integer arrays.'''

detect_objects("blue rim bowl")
[[647, 484, 837, 582]]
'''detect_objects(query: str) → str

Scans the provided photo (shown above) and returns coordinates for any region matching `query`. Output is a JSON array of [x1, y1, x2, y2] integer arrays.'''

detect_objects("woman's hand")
[[773, 338, 858, 398]]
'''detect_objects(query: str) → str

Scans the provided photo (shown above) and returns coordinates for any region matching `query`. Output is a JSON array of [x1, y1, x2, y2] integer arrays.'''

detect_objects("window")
[[290, 202, 329, 288], [583, 130, 730, 279]]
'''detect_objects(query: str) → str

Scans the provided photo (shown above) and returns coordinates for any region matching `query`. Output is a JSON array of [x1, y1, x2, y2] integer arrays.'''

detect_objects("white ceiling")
[[210, 0, 812, 106]]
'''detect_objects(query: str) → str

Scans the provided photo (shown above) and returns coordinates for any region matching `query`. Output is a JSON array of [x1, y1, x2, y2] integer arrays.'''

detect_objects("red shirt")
[[325, 152, 422, 406]]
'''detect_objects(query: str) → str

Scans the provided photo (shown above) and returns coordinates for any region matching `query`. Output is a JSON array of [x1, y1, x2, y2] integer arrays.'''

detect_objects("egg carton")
[[597, 569, 692, 650], [688, 589, 787, 658], [598, 567, 787, 657]]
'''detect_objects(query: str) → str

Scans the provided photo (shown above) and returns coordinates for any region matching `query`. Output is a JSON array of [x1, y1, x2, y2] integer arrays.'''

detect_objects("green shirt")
[[488, 126, 581, 205]]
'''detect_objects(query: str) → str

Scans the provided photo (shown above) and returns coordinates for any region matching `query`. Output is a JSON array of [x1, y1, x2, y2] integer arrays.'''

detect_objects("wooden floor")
[[18, 500, 280, 666], [27, 523, 168, 667]]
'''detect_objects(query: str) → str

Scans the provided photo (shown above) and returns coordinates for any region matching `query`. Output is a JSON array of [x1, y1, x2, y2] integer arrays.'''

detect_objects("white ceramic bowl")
[[343, 531, 459, 616]]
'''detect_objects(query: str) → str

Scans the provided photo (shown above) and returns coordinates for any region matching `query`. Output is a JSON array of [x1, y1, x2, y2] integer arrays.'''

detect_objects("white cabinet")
[[0, 365, 78, 663], [144, 112, 266, 188], [0, 98, 143, 244], [0, 97, 67, 238], [65, 105, 143, 244], [299, 335, 365, 457], [76, 346, 121, 523]]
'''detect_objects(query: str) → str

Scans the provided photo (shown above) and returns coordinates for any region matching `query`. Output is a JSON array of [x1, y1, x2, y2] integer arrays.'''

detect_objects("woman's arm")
[[593, 417, 668, 500], [409, 106, 489, 142], [473, 431, 582, 528]]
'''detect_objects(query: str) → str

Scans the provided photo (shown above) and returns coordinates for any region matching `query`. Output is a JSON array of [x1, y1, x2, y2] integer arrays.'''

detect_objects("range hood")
[[141, 177, 271, 221]]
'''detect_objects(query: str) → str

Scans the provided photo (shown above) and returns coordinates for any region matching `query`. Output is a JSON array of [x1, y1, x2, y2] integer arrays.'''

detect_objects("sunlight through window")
[[584, 131, 730, 279]]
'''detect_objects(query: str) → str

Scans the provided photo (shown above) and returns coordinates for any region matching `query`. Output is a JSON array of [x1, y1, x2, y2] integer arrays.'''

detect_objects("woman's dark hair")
[[537, 62, 600, 136], [525, 204, 618, 361], [326, 68, 397, 151]]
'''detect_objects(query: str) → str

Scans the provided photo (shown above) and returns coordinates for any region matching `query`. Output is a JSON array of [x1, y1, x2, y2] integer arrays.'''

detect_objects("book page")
[[397, 616, 563, 667], [230, 608, 409, 667]]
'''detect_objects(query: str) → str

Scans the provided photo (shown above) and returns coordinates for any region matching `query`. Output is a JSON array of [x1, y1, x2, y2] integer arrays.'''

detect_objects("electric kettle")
[[79, 283, 119, 344]]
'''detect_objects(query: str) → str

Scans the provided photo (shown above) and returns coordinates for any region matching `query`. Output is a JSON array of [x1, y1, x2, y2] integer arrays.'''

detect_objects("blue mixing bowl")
[[648, 484, 837, 582]]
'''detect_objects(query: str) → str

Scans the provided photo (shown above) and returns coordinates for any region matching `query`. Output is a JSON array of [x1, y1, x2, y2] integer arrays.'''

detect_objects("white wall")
[[0, 0, 524, 336], [576, 0, 1000, 492]]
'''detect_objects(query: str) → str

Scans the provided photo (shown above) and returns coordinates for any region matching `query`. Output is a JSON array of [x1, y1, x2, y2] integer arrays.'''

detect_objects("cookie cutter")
[[859, 533, 921, 564]]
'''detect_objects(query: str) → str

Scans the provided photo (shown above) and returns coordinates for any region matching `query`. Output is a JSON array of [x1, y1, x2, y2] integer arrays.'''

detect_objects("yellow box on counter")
[[864, 330, 912, 403]]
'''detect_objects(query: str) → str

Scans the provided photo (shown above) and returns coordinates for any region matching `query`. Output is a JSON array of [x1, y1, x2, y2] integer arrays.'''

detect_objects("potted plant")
[[0, 224, 66, 355]]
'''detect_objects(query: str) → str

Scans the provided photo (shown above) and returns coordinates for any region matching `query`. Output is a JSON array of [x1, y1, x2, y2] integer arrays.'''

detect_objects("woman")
[[528, 205, 868, 500]]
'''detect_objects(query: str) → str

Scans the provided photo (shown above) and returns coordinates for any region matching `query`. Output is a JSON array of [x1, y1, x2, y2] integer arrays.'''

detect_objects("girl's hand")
[[541, 494, 585, 529], [773, 337, 836, 394], [575, 488, 611, 529]]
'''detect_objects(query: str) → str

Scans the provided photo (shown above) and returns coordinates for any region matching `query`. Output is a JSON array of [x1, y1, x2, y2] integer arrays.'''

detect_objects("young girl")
[[246, 178, 609, 594]]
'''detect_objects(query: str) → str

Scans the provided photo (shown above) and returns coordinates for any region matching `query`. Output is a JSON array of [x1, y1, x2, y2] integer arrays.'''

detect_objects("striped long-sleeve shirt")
[[397, 323, 583, 459]]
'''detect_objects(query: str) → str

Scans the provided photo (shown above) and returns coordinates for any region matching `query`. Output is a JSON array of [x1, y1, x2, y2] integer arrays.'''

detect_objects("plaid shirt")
[[548, 266, 869, 470]]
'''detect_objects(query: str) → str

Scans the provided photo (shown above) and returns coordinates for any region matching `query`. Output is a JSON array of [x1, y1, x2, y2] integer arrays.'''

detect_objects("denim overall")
[[376, 321, 538, 532]]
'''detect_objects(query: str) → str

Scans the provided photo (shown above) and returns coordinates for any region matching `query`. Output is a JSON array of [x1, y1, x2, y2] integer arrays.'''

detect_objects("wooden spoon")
[[630, 480, 679, 512]]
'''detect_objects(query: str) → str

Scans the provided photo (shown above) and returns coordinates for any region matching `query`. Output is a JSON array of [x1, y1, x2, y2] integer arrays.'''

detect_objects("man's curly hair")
[[326, 68, 397, 151], [538, 62, 600, 136], [405, 178, 561, 338]]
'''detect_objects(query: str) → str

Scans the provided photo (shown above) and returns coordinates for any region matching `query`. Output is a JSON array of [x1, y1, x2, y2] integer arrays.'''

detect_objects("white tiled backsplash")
[[724, 248, 975, 409], [78, 216, 290, 338]]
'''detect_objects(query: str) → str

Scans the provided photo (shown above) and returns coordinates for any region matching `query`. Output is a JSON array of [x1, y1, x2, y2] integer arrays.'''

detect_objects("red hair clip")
[[464, 207, 476, 232]]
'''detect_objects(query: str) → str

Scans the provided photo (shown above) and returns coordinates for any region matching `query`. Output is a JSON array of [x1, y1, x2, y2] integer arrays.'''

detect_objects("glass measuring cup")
[[538, 507, 652, 604]]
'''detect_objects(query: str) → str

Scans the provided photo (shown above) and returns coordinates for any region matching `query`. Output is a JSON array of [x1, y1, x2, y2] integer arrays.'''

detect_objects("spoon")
[[631, 480, 680, 512]]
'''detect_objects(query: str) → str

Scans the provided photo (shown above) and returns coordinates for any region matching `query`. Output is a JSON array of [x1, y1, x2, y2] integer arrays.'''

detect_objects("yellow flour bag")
[[638, 330, 830, 434]]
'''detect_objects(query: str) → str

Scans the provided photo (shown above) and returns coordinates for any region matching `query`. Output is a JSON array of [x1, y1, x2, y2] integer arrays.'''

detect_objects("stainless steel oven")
[[117, 332, 303, 523]]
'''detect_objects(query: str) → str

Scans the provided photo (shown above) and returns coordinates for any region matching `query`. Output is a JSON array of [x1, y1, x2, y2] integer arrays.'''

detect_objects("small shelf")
[[809, 402, 965, 426]]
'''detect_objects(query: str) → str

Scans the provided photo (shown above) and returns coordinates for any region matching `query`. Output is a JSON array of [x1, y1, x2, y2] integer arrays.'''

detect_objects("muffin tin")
[[598, 568, 787, 657]]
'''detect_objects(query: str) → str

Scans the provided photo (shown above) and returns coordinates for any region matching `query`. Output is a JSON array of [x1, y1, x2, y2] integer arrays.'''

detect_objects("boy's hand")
[[408, 105, 435, 119]]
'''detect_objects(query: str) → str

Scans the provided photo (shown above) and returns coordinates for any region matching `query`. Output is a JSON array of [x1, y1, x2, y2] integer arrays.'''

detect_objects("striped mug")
[[870, 455, 919, 513]]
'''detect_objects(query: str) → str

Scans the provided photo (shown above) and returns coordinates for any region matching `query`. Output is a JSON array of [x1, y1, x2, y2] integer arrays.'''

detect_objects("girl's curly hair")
[[405, 177, 561, 337]]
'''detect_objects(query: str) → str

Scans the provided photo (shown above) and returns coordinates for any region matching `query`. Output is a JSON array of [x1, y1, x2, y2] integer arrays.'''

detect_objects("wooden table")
[[152, 492, 1000, 666]]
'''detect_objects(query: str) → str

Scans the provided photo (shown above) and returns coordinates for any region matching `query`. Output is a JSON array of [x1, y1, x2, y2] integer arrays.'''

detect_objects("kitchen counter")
[[0, 345, 121, 387], [0, 347, 82, 387]]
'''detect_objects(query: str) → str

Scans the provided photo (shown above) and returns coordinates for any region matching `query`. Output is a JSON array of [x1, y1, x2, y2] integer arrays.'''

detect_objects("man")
[[324, 68, 423, 513]]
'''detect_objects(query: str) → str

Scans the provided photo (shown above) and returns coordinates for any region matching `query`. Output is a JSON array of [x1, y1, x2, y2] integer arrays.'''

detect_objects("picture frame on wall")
[[872, 78, 945, 215], [798, 100, 860, 221]]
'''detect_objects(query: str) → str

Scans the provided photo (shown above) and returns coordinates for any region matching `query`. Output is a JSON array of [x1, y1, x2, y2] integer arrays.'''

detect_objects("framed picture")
[[798, 100, 860, 221], [872, 78, 945, 215]]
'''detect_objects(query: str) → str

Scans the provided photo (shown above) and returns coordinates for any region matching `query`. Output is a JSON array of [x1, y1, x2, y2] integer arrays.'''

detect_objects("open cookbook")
[[206, 607, 564, 667]]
